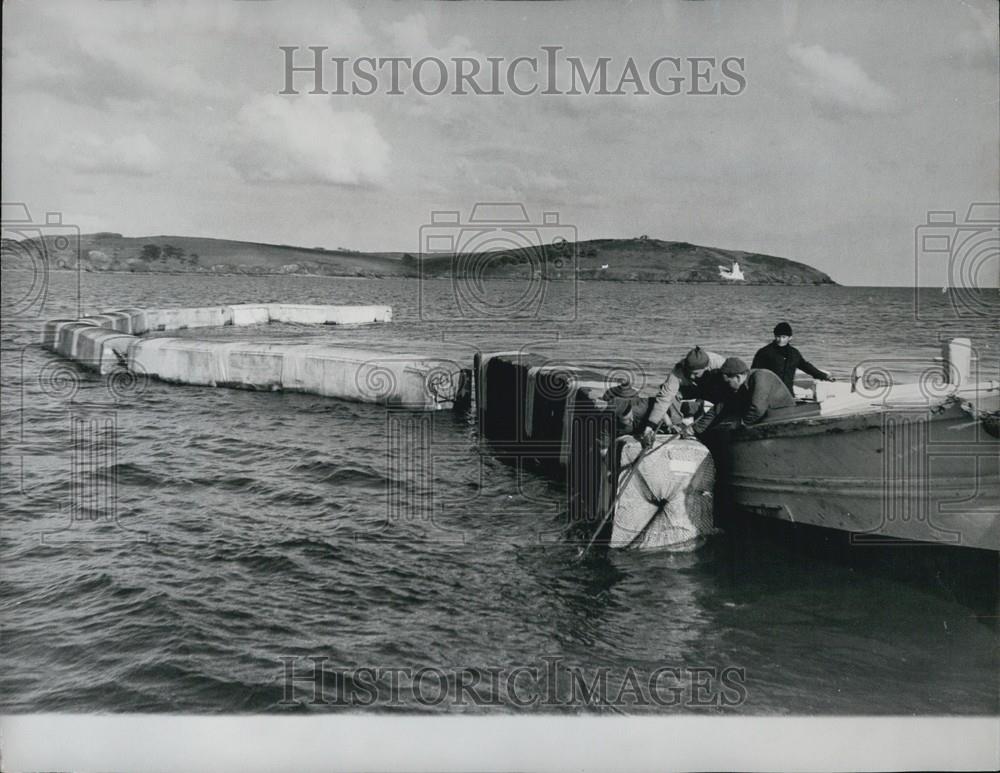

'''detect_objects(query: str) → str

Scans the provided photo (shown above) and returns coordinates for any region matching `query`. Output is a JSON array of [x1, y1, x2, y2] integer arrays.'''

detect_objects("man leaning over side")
[[695, 357, 796, 433], [641, 346, 727, 445]]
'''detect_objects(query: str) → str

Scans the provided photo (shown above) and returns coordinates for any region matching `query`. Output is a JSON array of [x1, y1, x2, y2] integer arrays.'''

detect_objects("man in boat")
[[751, 322, 834, 395], [639, 346, 728, 446], [694, 357, 796, 432]]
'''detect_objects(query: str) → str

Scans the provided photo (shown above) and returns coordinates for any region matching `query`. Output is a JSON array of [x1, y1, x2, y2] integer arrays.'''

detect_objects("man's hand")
[[641, 426, 655, 448], [823, 370, 837, 382]]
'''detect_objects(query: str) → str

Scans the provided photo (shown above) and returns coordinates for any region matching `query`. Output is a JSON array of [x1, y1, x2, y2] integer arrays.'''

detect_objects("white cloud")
[[788, 43, 897, 115], [4, 0, 369, 109], [386, 12, 476, 60], [227, 96, 390, 186], [381, 12, 488, 107], [46, 132, 165, 176]]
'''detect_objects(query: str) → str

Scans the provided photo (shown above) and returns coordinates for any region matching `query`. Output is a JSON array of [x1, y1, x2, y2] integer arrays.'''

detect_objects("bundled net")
[[610, 437, 716, 551]]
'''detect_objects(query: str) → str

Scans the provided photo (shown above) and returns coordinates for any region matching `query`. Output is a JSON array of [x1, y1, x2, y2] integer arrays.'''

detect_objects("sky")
[[2, 0, 998, 286]]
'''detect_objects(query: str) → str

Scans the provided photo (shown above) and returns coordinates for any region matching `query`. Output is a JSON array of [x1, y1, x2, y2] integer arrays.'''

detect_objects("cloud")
[[386, 12, 477, 61], [451, 157, 569, 199], [46, 132, 165, 176], [227, 96, 390, 186], [381, 12, 489, 108], [4, 10, 215, 108], [4, 0, 369, 109], [788, 43, 897, 115]]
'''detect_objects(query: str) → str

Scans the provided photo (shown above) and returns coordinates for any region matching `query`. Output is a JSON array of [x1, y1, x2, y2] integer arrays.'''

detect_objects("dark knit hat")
[[773, 322, 793, 337], [683, 346, 710, 372], [720, 357, 749, 376]]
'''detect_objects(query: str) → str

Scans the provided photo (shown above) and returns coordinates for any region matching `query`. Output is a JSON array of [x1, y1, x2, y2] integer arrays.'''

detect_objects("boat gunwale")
[[730, 396, 980, 441]]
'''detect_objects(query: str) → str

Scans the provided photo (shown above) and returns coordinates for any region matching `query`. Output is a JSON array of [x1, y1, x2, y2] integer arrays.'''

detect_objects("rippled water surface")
[[1, 272, 997, 713]]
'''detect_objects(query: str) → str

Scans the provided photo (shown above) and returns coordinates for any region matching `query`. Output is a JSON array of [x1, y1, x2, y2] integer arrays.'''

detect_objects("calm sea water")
[[1, 272, 997, 713]]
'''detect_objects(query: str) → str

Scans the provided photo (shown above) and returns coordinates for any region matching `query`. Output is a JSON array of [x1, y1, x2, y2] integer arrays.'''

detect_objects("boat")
[[718, 261, 745, 281], [717, 338, 998, 550], [476, 338, 998, 553], [717, 380, 999, 551]]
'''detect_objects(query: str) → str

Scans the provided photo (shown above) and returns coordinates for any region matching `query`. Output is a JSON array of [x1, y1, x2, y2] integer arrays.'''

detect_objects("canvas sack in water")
[[610, 436, 716, 550]]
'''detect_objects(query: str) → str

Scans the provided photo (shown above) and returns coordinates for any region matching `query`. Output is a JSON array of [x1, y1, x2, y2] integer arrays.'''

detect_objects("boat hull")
[[723, 398, 1000, 551]]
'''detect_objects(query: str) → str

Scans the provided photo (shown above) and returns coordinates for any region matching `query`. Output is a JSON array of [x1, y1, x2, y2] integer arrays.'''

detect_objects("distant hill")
[[418, 236, 836, 285], [0, 232, 836, 284], [0, 233, 408, 278]]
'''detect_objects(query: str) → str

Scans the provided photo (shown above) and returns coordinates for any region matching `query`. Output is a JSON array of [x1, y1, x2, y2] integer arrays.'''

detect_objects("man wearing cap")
[[641, 346, 727, 445], [695, 357, 796, 432], [752, 322, 834, 395]]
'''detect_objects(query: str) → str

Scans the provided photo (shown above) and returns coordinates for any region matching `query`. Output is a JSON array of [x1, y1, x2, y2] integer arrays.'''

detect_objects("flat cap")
[[720, 357, 749, 376]]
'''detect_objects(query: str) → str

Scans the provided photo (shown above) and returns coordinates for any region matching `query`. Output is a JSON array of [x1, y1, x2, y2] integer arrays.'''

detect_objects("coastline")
[[0, 268, 838, 285]]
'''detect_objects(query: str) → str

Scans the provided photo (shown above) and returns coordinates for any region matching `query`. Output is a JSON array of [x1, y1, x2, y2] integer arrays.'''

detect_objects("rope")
[[576, 424, 679, 560]]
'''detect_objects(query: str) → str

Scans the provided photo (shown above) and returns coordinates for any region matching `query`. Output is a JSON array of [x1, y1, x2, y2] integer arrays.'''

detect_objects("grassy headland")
[[1, 232, 836, 284]]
